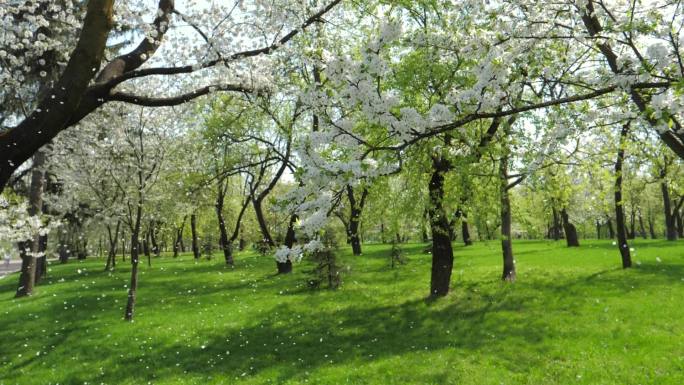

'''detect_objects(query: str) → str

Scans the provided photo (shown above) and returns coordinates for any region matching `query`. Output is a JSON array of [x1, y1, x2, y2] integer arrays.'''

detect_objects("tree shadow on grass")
[[67, 287, 550, 385]]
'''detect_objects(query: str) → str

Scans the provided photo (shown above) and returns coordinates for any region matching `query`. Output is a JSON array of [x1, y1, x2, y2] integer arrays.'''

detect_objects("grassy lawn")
[[1, 239, 684, 384]]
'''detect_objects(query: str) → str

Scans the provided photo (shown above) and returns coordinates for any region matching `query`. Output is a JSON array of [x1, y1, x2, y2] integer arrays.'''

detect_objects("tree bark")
[[0, 1, 115, 192], [648, 215, 657, 239], [253, 198, 275, 247], [614, 123, 632, 268], [16, 151, 47, 297], [191, 213, 200, 260], [661, 180, 678, 241], [173, 217, 186, 258], [428, 156, 454, 297], [278, 214, 297, 274], [461, 214, 473, 246], [124, 198, 143, 321], [105, 220, 121, 271], [150, 221, 159, 257], [215, 186, 234, 266], [638, 211, 648, 239], [596, 219, 601, 239], [560, 208, 580, 247], [499, 149, 516, 282], [607, 217, 615, 239], [627, 209, 636, 239], [346, 186, 368, 256]]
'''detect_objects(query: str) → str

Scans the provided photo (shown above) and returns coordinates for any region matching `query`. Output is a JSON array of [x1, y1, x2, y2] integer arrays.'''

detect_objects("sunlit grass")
[[1, 239, 683, 384]]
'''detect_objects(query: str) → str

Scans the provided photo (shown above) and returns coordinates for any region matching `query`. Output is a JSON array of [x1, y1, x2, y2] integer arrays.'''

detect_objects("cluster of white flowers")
[[0, 196, 58, 254]]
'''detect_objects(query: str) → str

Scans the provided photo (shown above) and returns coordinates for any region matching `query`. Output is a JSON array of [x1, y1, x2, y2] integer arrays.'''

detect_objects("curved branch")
[[108, 84, 251, 107], [103, 0, 342, 88], [95, 0, 175, 83]]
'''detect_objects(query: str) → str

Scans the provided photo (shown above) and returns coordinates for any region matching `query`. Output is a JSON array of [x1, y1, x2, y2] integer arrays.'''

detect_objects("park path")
[[0, 260, 22, 279]]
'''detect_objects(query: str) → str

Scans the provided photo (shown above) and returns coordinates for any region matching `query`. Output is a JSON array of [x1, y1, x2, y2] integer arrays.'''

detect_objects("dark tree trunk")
[[661, 180, 678, 241], [0, 0, 115, 193], [380, 223, 386, 244], [121, 233, 126, 262], [461, 214, 473, 246], [348, 217, 362, 255], [142, 232, 150, 258], [253, 199, 275, 247], [347, 186, 367, 256], [16, 151, 47, 297], [278, 214, 298, 274], [124, 202, 143, 321], [648, 215, 657, 239], [676, 208, 684, 238], [428, 156, 454, 297], [638, 212, 648, 239], [34, 233, 48, 284], [596, 219, 601, 239], [614, 123, 632, 268], [628, 209, 636, 239], [191, 213, 200, 260], [499, 148, 516, 282], [173, 217, 185, 258], [15, 242, 35, 297], [215, 191, 234, 266], [149, 221, 159, 257], [105, 220, 121, 271], [607, 218, 615, 239], [560, 208, 580, 247]]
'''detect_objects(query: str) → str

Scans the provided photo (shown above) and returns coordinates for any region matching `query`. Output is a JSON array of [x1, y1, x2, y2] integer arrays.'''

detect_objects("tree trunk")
[[346, 186, 367, 256], [638, 212, 648, 239], [461, 214, 473, 246], [676, 208, 684, 238], [560, 208, 580, 247], [607, 218, 615, 239], [648, 215, 657, 239], [173, 218, 185, 258], [615, 123, 632, 268], [661, 180, 678, 241], [124, 203, 143, 321], [428, 156, 454, 297], [0, 0, 115, 193], [499, 149, 516, 282], [596, 219, 601, 239], [278, 214, 297, 274], [149, 221, 159, 257], [105, 220, 121, 271], [121, 233, 126, 262], [34, 234, 48, 283], [191, 213, 200, 260], [215, 192, 234, 266], [253, 199, 275, 247], [627, 209, 636, 239], [16, 151, 47, 297]]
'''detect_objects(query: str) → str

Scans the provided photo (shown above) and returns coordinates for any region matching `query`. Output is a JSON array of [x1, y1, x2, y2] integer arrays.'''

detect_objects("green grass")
[[1, 239, 684, 384]]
